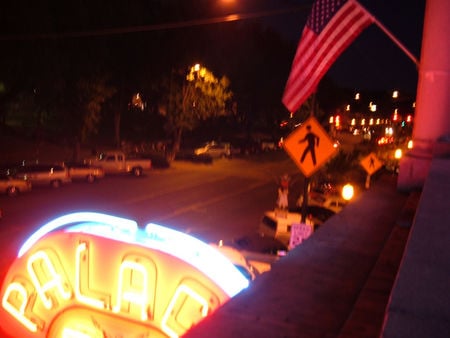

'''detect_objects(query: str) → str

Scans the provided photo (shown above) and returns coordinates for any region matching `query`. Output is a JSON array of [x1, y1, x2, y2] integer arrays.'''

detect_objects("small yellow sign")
[[283, 116, 338, 177], [360, 152, 383, 175]]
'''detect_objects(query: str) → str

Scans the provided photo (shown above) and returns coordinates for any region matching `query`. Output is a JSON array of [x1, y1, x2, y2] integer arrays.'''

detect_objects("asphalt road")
[[0, 153, 300, 283]]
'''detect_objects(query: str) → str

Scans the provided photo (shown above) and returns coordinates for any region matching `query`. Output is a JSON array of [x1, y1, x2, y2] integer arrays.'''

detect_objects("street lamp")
[[342, 183, 354, 201]]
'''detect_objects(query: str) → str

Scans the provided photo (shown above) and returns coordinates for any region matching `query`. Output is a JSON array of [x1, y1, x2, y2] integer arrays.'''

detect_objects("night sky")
[[1, 0, 426, 97]]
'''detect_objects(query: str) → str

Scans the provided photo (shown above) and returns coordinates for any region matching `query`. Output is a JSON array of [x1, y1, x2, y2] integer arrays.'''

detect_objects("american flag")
[[282, 0, 374, 113]]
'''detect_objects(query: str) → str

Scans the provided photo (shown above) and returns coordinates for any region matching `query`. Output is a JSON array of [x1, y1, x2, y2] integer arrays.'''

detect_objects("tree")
[[162, 64, 233, 160], [70, 76, 116, 159]]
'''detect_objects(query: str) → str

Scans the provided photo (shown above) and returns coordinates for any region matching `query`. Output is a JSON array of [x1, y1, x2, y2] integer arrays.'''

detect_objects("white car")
[[259, 210, 314, 247], [14, 164, 71, 188], [64, 162, 105, 183], [307, 190, 348, 213], [194, 141, 232, 158], [210, 243, 258, 282]]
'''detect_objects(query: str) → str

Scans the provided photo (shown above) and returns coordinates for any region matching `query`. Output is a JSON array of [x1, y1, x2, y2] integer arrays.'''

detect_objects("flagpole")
[[358, 1, 420, 68], [374, 18, 420, 67]]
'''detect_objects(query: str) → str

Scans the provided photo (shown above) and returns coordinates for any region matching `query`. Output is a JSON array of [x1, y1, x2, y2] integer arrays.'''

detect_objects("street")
[[0, 155, 300, 283]]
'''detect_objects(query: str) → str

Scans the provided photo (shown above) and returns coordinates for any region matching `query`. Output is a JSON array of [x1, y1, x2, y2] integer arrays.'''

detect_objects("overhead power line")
[[0, 5, 310, 41]]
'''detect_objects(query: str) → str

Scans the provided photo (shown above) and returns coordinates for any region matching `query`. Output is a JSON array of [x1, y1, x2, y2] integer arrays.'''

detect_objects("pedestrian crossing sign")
[[283, 116, 338, 177], [360, 152, 383, 175]]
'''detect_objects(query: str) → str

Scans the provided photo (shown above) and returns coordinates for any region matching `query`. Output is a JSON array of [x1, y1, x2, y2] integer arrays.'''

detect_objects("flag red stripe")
[[284, 2, 370, 102], [284, 2, 371, 105], [282, 0, 373, 112], [285, 9, 371, 107], [300, 4, 371, 84]]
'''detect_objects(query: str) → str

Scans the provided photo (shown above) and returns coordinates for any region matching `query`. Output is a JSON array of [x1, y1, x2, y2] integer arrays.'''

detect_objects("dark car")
[[0, 173, 32, 196], [225, 233, 288, 256], [289, 205, 336, 229]]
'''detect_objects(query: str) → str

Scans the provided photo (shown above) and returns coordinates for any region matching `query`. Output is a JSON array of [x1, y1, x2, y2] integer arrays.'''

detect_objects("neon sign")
[[1, 212, 248, 337]]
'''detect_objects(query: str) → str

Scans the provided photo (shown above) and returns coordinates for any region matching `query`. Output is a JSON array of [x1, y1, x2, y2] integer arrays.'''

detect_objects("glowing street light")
[[342, 184, 354, 201]]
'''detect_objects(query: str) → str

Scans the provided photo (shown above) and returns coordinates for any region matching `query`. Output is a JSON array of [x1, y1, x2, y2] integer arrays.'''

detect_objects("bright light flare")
[[224, 14, 240, 22], [342, 184, 354, 201]]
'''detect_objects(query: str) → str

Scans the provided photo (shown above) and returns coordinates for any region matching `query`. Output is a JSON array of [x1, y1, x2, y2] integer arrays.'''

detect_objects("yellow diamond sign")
[[360, 152, 384, 175], [283, 116, 338, 177]]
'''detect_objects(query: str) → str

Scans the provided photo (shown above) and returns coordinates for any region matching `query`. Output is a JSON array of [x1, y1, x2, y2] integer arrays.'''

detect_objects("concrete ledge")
[[185, 175, 409, 338], [381, 158, 450, 338]]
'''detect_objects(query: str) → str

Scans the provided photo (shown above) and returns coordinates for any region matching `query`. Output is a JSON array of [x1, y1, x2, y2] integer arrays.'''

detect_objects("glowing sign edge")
[[18, 212, 138, 258], [18, 212, 248, 297], [145, 222, 249, 297], [64, 221, 249, 297]]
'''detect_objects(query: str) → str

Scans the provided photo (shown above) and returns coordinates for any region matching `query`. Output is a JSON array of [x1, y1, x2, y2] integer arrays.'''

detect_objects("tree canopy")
[[161, 64, 233, 159]]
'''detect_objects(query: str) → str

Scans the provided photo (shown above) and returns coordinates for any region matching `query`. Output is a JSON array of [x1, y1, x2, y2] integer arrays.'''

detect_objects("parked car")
[[222, 233, 288, 274], [231, 139, 260, 155], [227, 233, 288, 256], [63, 162, 105, 183], [289, 205, 336, 229], [0, 173, 32, 196], [14, 164, 71, 188], [194, 141, 232, 159], [84, 150, 151, 176], [260, 139, 277, 151], [296, 182, 348, 214], [209, 243, 258, 282], [0, 163, 20, 176], [258, 210, 313, 247], [306, 190, 348, 213]]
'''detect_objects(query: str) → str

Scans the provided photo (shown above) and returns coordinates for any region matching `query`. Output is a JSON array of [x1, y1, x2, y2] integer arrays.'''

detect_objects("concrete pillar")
[[398, 0, 450, 191]]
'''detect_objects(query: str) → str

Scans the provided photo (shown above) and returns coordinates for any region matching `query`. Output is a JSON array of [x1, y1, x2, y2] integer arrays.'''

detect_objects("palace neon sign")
[[0, 212, 248, 337]]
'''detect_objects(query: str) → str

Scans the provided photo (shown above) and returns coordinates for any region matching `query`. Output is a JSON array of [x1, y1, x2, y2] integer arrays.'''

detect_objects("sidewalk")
[[381, 158, 450, 338]]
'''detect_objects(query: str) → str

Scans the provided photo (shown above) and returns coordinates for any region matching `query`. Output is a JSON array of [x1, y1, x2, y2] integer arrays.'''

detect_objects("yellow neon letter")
[[2, 282, 38, 332], [75, 242, 108, 309], [27, 251, 71, 309], [112, 260, 149, 321], [161, 284, 209, 338]]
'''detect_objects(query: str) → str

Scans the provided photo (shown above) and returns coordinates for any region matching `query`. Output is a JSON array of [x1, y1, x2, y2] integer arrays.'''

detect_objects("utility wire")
[[0, 5, 309, 41]]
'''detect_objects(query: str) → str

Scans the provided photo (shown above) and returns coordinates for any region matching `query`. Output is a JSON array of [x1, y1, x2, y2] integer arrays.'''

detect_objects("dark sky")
[[0, 0, 425, 96]]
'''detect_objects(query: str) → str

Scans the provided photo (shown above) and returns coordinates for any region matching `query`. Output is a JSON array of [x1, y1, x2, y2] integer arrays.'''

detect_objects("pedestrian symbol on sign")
[[299, 124, 320, 166], [360, 152, 383, 176]]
